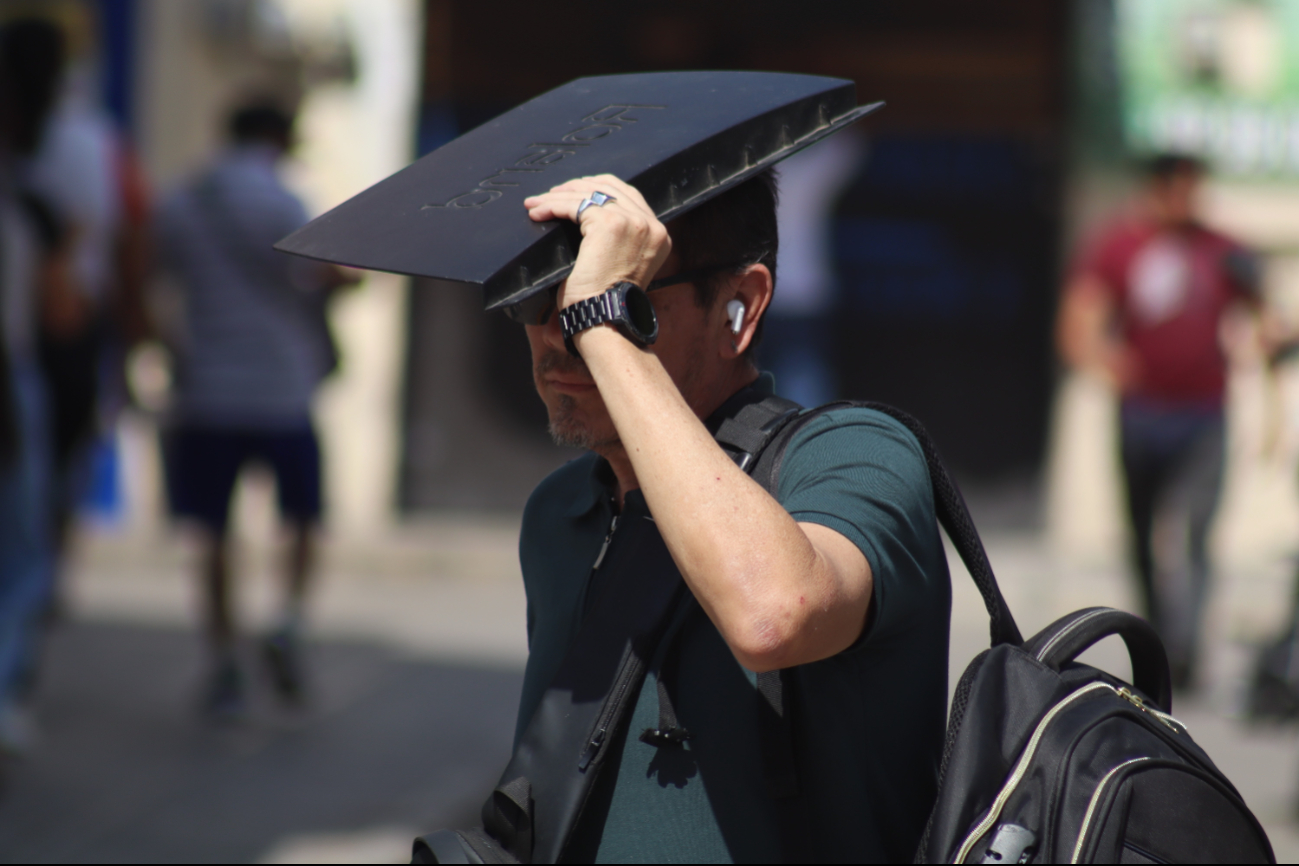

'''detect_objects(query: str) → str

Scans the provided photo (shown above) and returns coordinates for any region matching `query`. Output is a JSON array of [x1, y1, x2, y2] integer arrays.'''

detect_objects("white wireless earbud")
[[726, 300, 746, 336]]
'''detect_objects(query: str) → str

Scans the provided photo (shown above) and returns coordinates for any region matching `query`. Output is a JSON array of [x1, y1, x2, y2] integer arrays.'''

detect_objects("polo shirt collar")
[[561, 372, 776, 518], [565, 454, 616, 517]]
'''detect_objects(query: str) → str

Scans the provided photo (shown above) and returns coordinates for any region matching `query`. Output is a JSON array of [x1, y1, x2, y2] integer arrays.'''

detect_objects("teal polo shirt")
[[516, 379, 951, 863]]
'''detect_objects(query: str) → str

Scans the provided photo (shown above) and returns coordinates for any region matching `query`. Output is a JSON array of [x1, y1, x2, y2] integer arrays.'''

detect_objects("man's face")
[[1150, 169, 1202, 227], [525, 250, 721, 451]]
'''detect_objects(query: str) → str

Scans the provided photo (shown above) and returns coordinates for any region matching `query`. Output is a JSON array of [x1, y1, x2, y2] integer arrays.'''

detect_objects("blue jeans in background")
[[0, 361, 53, 718], [1119, 399, 1225, 687]]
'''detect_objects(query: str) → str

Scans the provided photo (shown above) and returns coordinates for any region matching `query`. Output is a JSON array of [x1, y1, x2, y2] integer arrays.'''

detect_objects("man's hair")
[[0, 17, 66, 155], [228, 101, 294, 146], [667, 167, 779, 352], [1144, 152, 1206, 181]]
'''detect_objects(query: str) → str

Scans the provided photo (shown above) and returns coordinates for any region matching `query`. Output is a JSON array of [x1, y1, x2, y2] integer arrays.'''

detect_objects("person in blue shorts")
[[155, 102, 356, 719]]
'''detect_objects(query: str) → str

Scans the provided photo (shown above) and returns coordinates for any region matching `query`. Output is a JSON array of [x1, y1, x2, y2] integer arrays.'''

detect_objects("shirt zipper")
[[591, 512, 619, 571]]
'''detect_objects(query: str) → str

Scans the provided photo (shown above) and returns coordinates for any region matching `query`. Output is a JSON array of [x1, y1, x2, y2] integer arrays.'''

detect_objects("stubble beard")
[[548, 394, 621, 451], [536, 350, 621, 451]]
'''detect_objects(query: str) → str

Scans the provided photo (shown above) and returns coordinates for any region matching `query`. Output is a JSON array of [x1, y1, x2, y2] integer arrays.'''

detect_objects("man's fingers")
[[526, 175, 656, 221], [524, 189, 592, 222], [582, 175, 655, 215], [526, 187, 647, 229], [522, 173, 670, 301]]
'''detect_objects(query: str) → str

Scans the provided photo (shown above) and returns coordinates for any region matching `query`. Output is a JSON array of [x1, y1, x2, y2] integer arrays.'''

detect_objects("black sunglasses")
[[501, 263, 744, 326]]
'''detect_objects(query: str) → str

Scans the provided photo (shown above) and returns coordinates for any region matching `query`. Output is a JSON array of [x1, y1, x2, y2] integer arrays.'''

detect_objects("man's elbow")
[[723, 597, 868, 673], [725, 616, 804, 673]]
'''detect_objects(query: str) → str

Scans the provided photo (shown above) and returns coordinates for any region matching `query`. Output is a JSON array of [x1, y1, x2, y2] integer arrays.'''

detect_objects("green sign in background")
[[1119, 0, 1299, 176]]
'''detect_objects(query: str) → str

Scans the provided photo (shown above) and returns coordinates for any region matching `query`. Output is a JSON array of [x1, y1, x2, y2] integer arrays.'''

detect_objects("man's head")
[[526, 168, 780, 452], [1145, 153, 1206, 228], [0, 17, 66, 156], [228, 101, 295, 153]]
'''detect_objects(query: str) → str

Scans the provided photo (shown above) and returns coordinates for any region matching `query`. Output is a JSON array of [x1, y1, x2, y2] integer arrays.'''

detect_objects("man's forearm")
[[574, 325, 870, 670]]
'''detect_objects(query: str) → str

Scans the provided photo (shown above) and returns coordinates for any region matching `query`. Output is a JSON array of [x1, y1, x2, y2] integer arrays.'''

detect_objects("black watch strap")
[[559, 282, 649, 357]]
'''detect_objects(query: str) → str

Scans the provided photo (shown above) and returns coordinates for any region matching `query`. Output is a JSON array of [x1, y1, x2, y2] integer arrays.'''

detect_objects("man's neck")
[[599, 364, 760, 510]]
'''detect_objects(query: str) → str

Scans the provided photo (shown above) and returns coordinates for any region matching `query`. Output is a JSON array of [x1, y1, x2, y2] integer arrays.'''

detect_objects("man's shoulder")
[[1191, 223, 1248, 255], [1078, 218, 1158, 271], [782, 403, 927, 482], [774, 401, 938, 554], [791, 402, 917, 435]]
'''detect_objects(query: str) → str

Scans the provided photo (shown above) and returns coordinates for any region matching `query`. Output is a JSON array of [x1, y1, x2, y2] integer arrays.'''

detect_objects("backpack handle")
[[1029, 607, 1173, 712]]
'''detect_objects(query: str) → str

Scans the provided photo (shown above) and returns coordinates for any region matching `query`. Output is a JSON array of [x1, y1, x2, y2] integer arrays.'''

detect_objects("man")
[[509, 169, 951, 861], [1057, 153, 1260, 690], [155, 102, 356, 718]]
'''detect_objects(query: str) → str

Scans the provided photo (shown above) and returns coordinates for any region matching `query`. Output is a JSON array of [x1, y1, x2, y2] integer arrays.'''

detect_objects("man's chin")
[[548, 395, 620, 451]]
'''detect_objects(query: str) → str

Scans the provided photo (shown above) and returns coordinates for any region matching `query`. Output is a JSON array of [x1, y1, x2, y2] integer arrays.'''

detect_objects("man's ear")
[[720, 263, 773, 360]]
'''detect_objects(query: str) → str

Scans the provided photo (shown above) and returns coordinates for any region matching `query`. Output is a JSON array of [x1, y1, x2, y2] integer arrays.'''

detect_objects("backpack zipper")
[[1115, 687, 1185, 733], [951, 681, 1188, 864], [577, 644, 643, 771], [953, 682, 1112, 863], [1070, 757, 1152, 863]]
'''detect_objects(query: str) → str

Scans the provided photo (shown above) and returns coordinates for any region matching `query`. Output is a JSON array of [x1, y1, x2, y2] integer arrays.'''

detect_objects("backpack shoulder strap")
[[712, 393, 803, 471], [750, 400, 1022, 648]]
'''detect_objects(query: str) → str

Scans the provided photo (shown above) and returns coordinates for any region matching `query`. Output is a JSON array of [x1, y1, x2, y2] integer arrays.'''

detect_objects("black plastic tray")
[[274, 70, 881, 310]]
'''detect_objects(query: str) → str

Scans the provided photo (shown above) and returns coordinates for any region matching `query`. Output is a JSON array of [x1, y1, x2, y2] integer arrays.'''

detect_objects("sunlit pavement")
[[1, 515, 1297, 863]]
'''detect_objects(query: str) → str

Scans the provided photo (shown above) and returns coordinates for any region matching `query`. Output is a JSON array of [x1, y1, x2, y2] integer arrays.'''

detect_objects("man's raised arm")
[[525, 174, 872, 673]]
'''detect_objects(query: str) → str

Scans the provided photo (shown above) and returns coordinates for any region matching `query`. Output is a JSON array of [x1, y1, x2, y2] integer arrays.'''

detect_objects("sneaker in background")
[[262, 630, 307, 707]]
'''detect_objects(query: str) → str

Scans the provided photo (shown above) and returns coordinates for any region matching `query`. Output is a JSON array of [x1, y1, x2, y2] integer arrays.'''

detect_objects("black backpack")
[[756, 400, 1275, 864], [791, 404, 1275, 865]]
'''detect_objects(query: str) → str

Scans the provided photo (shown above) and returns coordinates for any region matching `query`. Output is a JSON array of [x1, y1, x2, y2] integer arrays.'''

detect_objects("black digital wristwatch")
[[558, 281, 659, 357]]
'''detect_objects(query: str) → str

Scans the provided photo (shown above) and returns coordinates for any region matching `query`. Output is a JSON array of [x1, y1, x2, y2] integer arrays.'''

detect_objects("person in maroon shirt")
[[1058, 153, 1262, 691]]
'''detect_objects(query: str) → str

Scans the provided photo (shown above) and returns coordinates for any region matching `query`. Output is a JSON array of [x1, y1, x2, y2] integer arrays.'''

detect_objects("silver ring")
[[577, 190, 616, 217]]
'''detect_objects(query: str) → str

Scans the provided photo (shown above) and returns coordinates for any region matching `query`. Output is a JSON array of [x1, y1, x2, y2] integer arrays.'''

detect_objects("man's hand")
[[524, 175, 672, 307]]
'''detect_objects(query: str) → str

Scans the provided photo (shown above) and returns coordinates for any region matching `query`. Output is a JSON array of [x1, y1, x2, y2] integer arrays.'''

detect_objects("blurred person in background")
[[1057, 153, 1262, 691], [5, 14, 150, 615], [154, 100, 357, 720], [0, 17, 83, 757], [1243, 299, 1299, 718]]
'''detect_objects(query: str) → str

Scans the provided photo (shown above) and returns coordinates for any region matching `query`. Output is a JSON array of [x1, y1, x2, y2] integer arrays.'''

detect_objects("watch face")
[[622, 285, 659, 343]]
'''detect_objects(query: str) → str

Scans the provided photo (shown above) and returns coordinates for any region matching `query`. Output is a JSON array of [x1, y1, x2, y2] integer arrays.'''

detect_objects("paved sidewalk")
[[1, 516, 1296, 862]]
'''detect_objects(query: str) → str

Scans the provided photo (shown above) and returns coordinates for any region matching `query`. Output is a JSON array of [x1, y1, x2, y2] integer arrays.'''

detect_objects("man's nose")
[[541, 299, 566, 352]]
